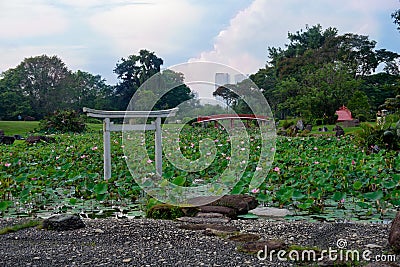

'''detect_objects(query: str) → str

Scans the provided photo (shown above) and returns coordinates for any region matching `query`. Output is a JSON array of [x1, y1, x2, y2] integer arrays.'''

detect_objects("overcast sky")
[[0, 0, 399, 85]]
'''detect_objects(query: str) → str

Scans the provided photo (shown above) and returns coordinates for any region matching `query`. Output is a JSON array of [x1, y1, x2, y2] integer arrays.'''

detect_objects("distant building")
[[234, 74, 246, 84], [215, 73, 230, 89]]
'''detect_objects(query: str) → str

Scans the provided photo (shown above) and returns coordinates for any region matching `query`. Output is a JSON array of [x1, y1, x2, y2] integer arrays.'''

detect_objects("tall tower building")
[[215, 73, 230, 89]]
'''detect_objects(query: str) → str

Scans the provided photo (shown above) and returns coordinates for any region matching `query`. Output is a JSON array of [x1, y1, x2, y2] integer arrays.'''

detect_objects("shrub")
[[39, 110, 86, 133], [356, 122, 400, 152]]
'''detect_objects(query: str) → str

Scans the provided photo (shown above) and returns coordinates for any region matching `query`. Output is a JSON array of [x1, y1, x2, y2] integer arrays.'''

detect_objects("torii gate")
[[83, 107, 178, 180]]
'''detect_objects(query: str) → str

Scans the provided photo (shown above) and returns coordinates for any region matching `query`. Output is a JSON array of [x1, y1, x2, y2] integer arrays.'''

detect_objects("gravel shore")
[[0, 218, 398, 267]]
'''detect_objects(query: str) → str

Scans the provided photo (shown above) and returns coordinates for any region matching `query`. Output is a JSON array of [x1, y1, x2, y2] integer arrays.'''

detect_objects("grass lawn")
[[0, 121, 103, 136], [0, 121, 39, 136]]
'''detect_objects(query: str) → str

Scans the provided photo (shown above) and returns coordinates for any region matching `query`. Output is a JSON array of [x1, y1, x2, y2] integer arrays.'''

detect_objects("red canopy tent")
[[335, 105, 353, 122]]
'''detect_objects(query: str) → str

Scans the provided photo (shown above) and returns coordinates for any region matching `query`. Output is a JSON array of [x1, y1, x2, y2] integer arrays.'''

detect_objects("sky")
[[0, 0, 399, 87]]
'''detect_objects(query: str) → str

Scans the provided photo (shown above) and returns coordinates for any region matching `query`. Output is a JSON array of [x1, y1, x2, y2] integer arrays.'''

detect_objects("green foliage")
[[146, 204, 184, 220], [392, 9, 400, 31], [0, 55, 113, 120], [0, 220, 41, 235], [355, 122, 400, 151], [39, 110, 86, 133], [347, 91, 371, 121]]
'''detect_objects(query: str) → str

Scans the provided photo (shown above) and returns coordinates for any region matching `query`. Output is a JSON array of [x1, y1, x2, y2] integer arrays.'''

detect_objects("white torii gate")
[[83, 107, 178, 180]]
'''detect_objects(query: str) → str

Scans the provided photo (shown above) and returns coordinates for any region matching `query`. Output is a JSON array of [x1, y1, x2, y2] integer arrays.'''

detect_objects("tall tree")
[[71, 70, 114, 110], [113, 50, 163, 110], [5, 55, 73, 118]]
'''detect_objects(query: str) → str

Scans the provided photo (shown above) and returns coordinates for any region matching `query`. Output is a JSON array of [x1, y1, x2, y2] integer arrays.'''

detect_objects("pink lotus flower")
[[256, 166, 262, 171], [351, 160, 356, 165], [80, 155, 87, 159], [92, 146, 98, 151], [273, 167, 280, 173], [4, 163, 11, 167], [251, 188, 260, 194], [147, 159, 153, 163], [313, 147, 318, 151], [314, 161, 320, 164]]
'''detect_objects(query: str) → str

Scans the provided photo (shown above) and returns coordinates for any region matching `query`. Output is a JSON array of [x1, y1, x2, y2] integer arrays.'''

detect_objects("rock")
[[26, 135, 55, 144], [0, 136, 15, 145], [228, 233, 261, 242], [94, 229, 105, 234], [197, 206, 237, 219], [122, 258, 132, 263], [42, 214, 85, 231], [195, 212, 225, 218], [305, 124, 313, 131], [238, 240, 286, 254], [209, 195, 258, 215], [389, 211, 400, 252], [296, 120, 304, 131], [14, 134, 23, 140], [249, 207, 291, 217], [204, 225, 240, 237], [333, 125, 345, 137], [176, 217, 230, 224]]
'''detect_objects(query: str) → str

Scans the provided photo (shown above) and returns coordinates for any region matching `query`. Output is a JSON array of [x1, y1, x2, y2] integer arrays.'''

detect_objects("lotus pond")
[[0, 125, 399, 222]]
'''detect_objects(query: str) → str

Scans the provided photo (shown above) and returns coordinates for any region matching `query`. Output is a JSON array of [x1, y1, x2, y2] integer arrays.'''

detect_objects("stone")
[[195, 212, 225, 218], [296, 120, 304, 131], [14, 134, 23, 140], [122, 258, 132, 263], [197, 206, 237, 219], [228, 233, 260, 242], [204, 225, 240, 237], [305, 124, 313, 131], [208, 195, 258, 215], [238, 240, 286, 254], [42, 214, 85, 231], [26, 135, 55, 144], [0, 136, 15, 145], [333, 125, 345, 137], [389, 211, 400, 252], [249, 207, 291, 218]]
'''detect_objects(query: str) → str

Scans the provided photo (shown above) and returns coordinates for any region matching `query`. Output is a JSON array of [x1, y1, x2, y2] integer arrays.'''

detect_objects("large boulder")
[[0, 136, 15, 145], [26, 135, 55, 144], [208, 195, 258, 215], [389, 211, 400, 252], [42, 214, 85, 231]]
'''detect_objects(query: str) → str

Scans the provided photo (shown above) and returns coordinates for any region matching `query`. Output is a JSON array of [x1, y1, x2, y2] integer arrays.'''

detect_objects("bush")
[[282, 120, 294, 130], [356, 122, 400, 152], [39, 110, 86, 133]]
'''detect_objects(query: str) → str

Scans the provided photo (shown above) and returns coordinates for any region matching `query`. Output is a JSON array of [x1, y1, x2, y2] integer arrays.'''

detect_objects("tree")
[[114, 50, 163, 110], [347, 91, 371, 121], [153, 69, 194, 110], [0, 55, 74, 119], [0, 68, 31, 120], [392, 9, 400, 31], [213, 85, 239, 107], [71, 70, 114, 110], [253, 24, 400, 120]]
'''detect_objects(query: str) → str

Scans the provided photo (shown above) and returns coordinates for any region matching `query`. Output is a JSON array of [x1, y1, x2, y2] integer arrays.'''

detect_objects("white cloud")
[[189, 0, 400, 74], [0, 45, 88, 74], [88, 0, 206, 57], [0, 1, 69, 39]]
